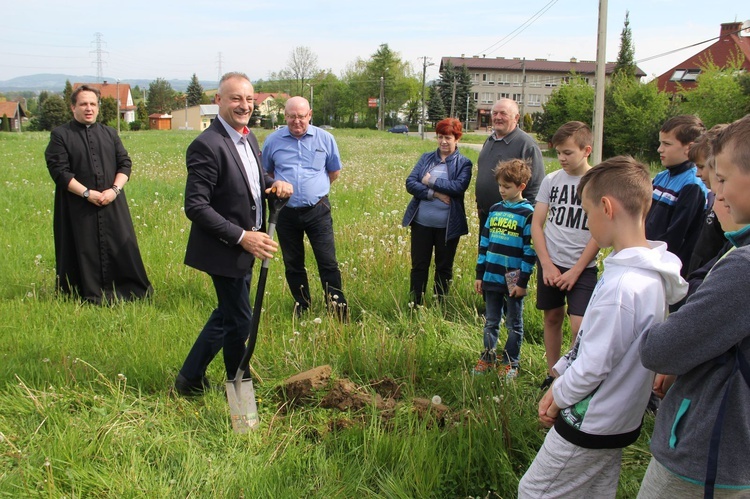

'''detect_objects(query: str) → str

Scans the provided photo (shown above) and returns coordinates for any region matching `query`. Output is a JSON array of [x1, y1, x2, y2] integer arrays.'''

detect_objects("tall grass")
[[0, 129, 650, 497]]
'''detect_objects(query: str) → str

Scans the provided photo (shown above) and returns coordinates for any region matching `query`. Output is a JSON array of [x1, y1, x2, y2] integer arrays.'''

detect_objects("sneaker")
[[502, 365, 519, 380], [539, 375, 555, 390], [472, 349, 497, 375]]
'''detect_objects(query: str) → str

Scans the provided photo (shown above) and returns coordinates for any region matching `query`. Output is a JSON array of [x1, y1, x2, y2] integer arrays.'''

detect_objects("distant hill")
[[0, 74, 218, 93]]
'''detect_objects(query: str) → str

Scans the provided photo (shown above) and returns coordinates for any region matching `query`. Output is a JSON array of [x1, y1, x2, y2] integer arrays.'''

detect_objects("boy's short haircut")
[[713, 114, 750, 174], [661, 115, 706, 145], [688, 124, 728, 163], [578, 155, 652, 218], [551, 121, 593, 149], [494, 158, 532, 186]]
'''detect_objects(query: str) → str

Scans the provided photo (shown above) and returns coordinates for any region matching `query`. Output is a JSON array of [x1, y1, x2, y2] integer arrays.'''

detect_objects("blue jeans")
[[483, 290, 524, 366]]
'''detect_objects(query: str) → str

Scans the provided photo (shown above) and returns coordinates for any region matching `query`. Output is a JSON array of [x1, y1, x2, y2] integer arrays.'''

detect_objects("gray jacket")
[[640, 225, 750, 489]]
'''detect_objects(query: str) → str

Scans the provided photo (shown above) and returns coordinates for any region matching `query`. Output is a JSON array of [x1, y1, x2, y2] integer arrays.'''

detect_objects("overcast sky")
[[1, 0, 746, 84]]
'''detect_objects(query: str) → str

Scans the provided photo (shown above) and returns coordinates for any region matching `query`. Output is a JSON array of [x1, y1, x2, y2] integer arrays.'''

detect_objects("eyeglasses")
[[285, 114, 310, 121]]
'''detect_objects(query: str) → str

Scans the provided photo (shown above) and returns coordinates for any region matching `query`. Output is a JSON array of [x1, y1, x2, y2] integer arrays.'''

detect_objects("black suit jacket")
[[184, 119, 273, 277]]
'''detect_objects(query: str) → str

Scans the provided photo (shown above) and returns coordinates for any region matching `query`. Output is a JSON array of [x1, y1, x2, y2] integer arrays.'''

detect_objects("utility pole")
[[465, 93, 470, 131], [420, 56, 429, 140], [450, 77, 457, 118], [116, 78, 120, 133], [378, 76, 385, 131], [520, 57, 526, 128], [592, 0, 608, 165]]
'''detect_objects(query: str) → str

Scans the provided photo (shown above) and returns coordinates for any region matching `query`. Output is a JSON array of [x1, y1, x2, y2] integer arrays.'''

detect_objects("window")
[[528, 94, 541, 107], [670, 69, 700, 82], [472, 92, 479, 102], [511, 74, 522, 86], [498, 92, 510, 100], [670, 69, 686, 81], [481, 92, 494, 104], [544, 76, 558, 87], [482, 73, 488, 82], [473, 73, 479, 82], [528, 75, 541, 87], [488, 73, 495, 85], [498, 73, 509, 85], [512, 93, 522, 103]]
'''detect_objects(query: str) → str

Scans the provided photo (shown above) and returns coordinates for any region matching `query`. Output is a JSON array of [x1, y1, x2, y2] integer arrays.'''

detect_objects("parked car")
[[319, 124, 335, 130], [388, 125, 409, 134]]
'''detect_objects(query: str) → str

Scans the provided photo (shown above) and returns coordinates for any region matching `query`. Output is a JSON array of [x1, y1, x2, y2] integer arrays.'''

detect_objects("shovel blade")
[[226, 378, 259, 433]]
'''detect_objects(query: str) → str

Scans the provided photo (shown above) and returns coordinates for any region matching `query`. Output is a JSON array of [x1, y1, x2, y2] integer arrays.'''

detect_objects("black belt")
[[291, 196, 327, 212]]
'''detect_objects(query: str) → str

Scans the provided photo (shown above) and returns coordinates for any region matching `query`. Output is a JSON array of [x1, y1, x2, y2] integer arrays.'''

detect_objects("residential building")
[[254, 92, 289, 118], [656, 21, 750, 94], [440, 56, 646, 130], [73, 81, 136, 123], [0, 101, 27, 131], [170, 104, 219, 131]]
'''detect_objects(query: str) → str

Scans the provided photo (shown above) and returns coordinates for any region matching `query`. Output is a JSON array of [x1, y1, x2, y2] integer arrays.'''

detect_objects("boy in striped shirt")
[[473, 158, 536, 379]]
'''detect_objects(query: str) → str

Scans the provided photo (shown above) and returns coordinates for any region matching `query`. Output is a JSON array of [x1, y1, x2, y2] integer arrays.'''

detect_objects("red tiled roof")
[[441, 56, 646, 77], [73, 82, 131, 104], [656, 22, 750, 93], [0, 101, 22, 118]]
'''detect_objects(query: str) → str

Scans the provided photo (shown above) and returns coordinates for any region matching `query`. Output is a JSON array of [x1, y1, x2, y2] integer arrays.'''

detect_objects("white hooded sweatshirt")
[[551, 240, 688, 449]]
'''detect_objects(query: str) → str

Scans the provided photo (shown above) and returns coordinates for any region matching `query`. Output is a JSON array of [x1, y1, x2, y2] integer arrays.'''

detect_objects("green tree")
[[537, 75, 594, 143], [146, 78, 177, 114], [38, 94, 68, 131], [426, 84, 446, 126], [313, 71, 346, 126], [136, 101, 148, 122], [603, 74, 669, 160], [437, 61, 475, 122], [614, 11, 636, 79], [99, 96, 118, 125], [186, 74, 205, 106], [63, 80, 74, 120], [677, 57, 750, 128], [271, 46, 320, 97]]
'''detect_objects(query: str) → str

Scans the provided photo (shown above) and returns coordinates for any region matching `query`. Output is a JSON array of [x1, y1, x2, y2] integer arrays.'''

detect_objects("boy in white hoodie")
[[519, 156, 688, 498]]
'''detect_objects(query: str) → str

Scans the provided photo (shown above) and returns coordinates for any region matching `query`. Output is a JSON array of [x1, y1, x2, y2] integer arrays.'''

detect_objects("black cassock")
[[45, 120, 152, 303]]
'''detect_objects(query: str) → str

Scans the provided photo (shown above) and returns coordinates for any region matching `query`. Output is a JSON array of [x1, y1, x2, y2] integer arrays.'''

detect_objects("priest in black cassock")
[[45, 84, 152, 304]]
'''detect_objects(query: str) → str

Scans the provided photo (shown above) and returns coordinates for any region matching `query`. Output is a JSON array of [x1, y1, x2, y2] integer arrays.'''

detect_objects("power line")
[[477, 0, 560, 56]]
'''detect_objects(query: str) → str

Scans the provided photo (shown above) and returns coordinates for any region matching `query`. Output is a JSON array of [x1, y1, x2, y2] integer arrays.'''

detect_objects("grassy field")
[[0, 129, 652, 498]]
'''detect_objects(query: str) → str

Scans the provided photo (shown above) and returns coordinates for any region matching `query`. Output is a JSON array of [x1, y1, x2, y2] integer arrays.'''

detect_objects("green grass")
[[0, 128, 651, 497]]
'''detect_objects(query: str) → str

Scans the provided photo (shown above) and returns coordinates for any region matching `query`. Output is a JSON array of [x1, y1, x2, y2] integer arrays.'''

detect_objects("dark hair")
[[494, 158, 532, 187], [435, 117, 463, 140], [579, 155, 652, 218], [71, 84, 100, 105], [713, 114, 750, 174], [688, 124, 728, 164], [551, 121, 593, 149], [661, 115, 706, 145]]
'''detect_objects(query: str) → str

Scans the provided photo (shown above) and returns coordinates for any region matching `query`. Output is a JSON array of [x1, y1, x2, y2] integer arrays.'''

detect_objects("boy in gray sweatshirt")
[[639, 115, 750, 498]]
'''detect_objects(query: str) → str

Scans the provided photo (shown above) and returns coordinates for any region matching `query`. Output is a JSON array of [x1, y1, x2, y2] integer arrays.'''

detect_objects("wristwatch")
[[82, 189, 90, 199]]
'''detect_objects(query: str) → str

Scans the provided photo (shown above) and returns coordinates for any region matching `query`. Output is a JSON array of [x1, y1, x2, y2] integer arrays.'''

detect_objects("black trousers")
[[179, 271, 253, 381], [409, 222, 460, 305], [276, 197, 347, 312]]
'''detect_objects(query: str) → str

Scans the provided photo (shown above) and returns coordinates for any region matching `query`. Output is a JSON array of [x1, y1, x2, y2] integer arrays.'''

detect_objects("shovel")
[[227, 187, 288, 433]]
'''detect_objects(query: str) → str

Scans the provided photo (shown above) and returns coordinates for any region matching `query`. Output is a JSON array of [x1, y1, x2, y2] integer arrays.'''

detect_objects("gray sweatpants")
[[518, 426, 623, 498], [637, 457, 750, 499]]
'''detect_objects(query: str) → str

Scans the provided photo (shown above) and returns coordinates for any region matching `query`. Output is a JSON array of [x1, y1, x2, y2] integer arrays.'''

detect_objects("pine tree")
[[186, 74, 205, 107], [614, 11, 636, 79], [427, 85, 446, 126], [63, 80, 74, 120]]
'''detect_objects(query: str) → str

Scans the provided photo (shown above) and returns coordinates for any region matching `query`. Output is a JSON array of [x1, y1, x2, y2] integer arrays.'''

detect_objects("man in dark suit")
[[174, 72, 292, 396]]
